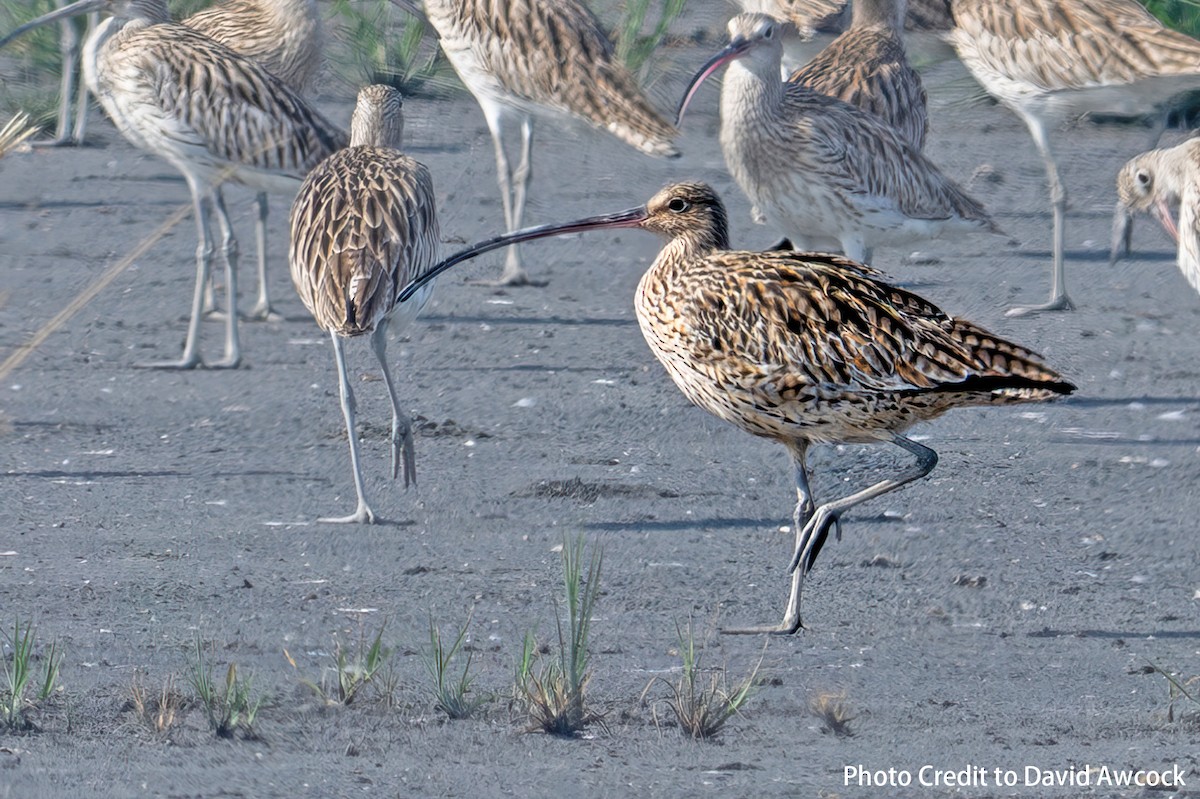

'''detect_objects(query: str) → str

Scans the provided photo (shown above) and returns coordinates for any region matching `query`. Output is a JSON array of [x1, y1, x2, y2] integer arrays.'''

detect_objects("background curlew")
[[1, 0, 344, 368], [399, 182, 1075, 634], [787, 0, 927, 151], [676, 13, 995, 263], [949, 0, 1200, 315], [1117, 138, 1200, 298], [394, 0, 679, 286], [289, 84, 439, 524]]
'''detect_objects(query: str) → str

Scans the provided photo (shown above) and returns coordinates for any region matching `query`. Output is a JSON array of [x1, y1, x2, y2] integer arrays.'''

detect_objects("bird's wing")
[[949, 0, 1200, 89], [289, 149, 439, 335], [127, 25, 344, 175]]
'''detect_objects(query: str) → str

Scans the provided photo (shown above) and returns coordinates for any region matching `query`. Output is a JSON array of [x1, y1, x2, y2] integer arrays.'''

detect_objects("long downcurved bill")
[[0, 0, 106, 49], [397, 206, 649, 303], [675, 38, 752, 127], [1154, 197, 1180, 243]]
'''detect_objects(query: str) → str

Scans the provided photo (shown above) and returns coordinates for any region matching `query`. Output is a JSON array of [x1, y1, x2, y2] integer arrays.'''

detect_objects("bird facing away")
[[787, 0, 928, 151], [676, 13, 996, 264], [399, 182, 1075, 634], [1117, 139, 1200, 297], [0, 0, 344, 369], [289, 85, 439, 524], [186, 0, 328, 322], [948, 0, 1200, 315], [395, 0, 679, 286]]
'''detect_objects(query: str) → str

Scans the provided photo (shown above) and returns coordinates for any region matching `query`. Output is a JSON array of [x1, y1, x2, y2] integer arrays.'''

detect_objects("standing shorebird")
[[22, 0, 328, 317], [676, 13, 995, 263], [289, 85, 439, 524], [0, 0, 344, 368], [949, 0, 1200, 316], [787, 0, 927, 151], [394, 0, 679, 286], [187, 0, 327, 321], [399, 182, 1075, 633], [1116, 139, 1200, 298]]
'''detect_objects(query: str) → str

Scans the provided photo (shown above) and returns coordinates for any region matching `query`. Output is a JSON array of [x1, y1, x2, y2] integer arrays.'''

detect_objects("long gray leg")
[[1007, 115, 1074, 316], [470, 107, 536, 287], [321, 332, 377, 524], [208, 187, 241, 368], [69, 12, 95, 145], [136, 177, 212, 369], [370, 320, 416, 488], [248, 191, 282, 321], [36, 0, 79, 147], [725, 434, 938, 636]]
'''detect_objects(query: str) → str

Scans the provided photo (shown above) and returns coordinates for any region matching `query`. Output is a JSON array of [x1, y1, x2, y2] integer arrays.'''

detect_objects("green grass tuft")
[[424, 610, 489, 720], [513, 534, 604, 736], [187, 638, 263, 738], [1, 619, 61, 732], [654, 618, 760, 740]]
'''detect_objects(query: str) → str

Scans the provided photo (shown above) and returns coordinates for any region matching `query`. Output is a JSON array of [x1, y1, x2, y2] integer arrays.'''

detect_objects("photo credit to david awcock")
[[843, 763, 1187, 791]]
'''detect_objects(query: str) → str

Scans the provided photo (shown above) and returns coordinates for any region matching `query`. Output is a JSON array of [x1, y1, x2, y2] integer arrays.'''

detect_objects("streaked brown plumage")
[[186, 0, 328, 320], [397, 182, 1075, 633], [676, 13, 995, 263], [1, 0, 344, 368], [949, 0, 1200, 315], [289, 85, 440, 524], [186, 0, 322, 92], [1116, 139, 1200, 297], [787, 0, 927, 150], [403, 0, 679, 285]]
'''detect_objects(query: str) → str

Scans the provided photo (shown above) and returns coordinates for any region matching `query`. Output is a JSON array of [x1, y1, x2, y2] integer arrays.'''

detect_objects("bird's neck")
[[721, 58, 784, 121]]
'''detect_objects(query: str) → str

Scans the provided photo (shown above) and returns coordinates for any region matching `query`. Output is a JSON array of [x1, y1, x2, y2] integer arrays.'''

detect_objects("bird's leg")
[[137, 180, 212, 369], [723, 441, 816, 637], [726, 436, 938, 636], [1008, 119, 1074, 316], [35, 0, 79, 148], [321, 332, 377, 524], [247, 191, 282, 321], [469, 110, 536, 287], [371, 322, 416, 488], [68, 13, 93, 145], [208, 187, 241, 368]]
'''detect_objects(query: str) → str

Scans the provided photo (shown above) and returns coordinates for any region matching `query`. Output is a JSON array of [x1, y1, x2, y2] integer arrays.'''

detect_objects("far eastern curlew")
[[187, 0, 327, 322], [22, 0, 328, 317], [289, 85, 439, 524], [676, 13, 996, 264], [735, 0, 952, 76], [949, 0, 1200, 316], [393, 0, 679, 286], [1116, 138, 1200, 298], [0, 0, 344, 368], [787, 0, 927, 151], [399, 182, 1075, 633]]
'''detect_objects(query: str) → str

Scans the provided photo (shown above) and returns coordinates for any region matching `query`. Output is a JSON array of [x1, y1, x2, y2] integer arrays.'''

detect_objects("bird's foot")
[[206, 354, 242, 370], [467, 271, 548, 288], [318, 505, 378, 524], [203, 307, 230, 322], [245, 303, 283, 323], [720, 618, 803, 636], [788, 507, 843, 573], [133, 354, 203, 370], [391, 428, 417, 488], [1004, 294, 1075, 317]]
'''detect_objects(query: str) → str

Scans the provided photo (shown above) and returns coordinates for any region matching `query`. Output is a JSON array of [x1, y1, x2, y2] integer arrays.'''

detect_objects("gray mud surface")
[[1, 4, 1199, 796]]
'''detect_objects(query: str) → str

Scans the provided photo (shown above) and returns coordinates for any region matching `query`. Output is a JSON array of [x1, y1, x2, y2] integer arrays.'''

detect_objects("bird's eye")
[[763, 25, 774, 39], [1136, 170, 1151, 187], [667, 198, 689, 213]]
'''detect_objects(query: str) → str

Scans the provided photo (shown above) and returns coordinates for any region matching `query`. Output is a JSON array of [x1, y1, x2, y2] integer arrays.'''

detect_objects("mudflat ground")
[[1, 3, 1199, 797]]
